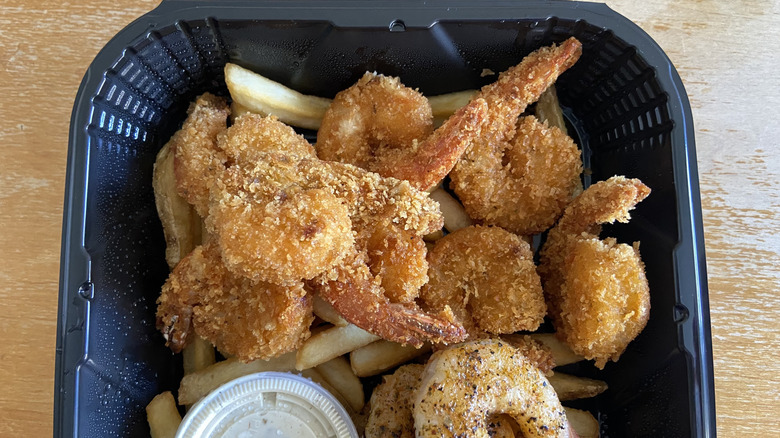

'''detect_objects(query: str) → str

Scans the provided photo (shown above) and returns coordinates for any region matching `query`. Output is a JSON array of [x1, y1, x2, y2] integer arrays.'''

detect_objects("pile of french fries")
[[146, 64, 604, 438]]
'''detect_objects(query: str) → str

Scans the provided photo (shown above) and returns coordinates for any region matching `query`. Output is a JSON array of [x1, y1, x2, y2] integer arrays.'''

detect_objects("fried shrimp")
[[539, 176, 651, 368], [156, 241, 313, 361], [450, 38, 583, 235], [366, 217, 429, 304], [420, 225, 546, 338], [218, 112, 317, 162], [317, 72, 489, 191], [171, 92, 230, 217], [413, 339, 575, 438], [317, 247, 465, 348], [202, 115, 464, 346], [210, 161, 354, 286]]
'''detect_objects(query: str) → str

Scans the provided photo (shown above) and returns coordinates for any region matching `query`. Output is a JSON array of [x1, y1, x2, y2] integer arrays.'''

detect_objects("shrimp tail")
[[555, 176, 651, 237], [316, 257, 467, 347], [379, 98, 489, 191], [480, 37, 583, 120]]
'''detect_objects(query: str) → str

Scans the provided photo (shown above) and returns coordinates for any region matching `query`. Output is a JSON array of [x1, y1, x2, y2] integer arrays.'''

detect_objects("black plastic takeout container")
[[55, 0, 714, 436]]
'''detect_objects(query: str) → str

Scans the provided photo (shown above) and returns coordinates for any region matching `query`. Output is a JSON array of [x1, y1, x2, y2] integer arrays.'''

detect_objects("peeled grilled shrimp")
[[414, 339, 577, 438], [317, 72, 489, 191], [449, 38, 583, 235], [366, 360, 553, 438], [539, 176, 651, 368], [420, 225, 546, 338]]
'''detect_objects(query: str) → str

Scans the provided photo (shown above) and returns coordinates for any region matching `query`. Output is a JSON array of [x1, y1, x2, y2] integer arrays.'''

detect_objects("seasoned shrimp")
[[317, 72, 489, 191], [365, 364, 423, 438], [420, 225, 546, 338], [171, 92, 230, 217], [450, 38, 583, 235], [413, 339, 576, 438], [156, 241, 313, 361], [539, 176, 651, 368], [365, 364, 538, 438]]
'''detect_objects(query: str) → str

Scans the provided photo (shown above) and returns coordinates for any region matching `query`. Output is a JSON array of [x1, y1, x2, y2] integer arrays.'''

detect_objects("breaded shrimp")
[[210, 161, 354, 286], [218, 112, 317, 162], [203, 117, 462, 346], [366, 217, 429, 304], [171, 93, 230, 217], [539, 176, 651, 368], [420, 225, 546, 338], [316, 248, 465, 347], [450, 38, 583, 235], [413, 339, 576, 438], [317, 72, 489, 191], [156, 241, 313, 361]]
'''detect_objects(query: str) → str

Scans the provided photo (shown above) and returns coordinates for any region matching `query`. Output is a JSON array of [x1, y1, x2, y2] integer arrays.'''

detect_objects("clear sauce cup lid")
[[176, 372, 358, 438]]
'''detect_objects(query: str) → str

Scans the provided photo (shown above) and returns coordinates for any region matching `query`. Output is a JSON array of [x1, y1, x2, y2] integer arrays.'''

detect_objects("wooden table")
[[1, 0, 777, 436]]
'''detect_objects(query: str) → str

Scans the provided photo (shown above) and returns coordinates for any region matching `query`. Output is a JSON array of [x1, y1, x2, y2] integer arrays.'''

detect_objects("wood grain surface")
[[0, 0, 777, 436]]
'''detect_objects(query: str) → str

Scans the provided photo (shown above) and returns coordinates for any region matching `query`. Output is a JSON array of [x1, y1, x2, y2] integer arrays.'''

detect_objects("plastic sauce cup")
[[175, 372, 358, 438]]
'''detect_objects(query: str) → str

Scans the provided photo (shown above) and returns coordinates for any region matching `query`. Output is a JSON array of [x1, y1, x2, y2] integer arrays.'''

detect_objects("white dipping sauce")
[[176, 372, 357, 438]]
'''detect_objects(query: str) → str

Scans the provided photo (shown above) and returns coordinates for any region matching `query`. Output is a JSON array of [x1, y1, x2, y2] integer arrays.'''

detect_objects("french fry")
[[564, 407, 600, 438], [182, 335, 216, 375], [146, 391, 182, 438], [350, 340, 432, 377], [225, 63, 332, 130], [312, 295, 349, 327], [152, 142, 202, 269], [429, 90, 478, 126], [178, 352, 297, 405], [528, 333, 584, 367], [296, 324, 380, 371], [535, 85, 568, 134], [429, 188, 473, 232], [423, 229, 444, 242], [548, 372, 608, 401], [226, 63, 477, 129], [315, 356, 365, 412], [229, 100, 253, 122]]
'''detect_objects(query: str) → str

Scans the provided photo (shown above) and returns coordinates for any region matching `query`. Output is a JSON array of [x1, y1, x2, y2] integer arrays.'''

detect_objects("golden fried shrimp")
[[555, 238, 650, 369], [317, 72, 489, 191], [316, 248, 466, 348], [203, 117, 460, 346], [413, 339, 575, 438], [420, 225, 546, 338], [171, 93, 230, 217], [450, 38, 583, 234], [156, 241, 313, 361], [365, 364, 423, 438], [366, 218, 429, 304], [210, 162, 354, 286], [317, 73, 433, 166], [218, 112, 317, 162], [539, 176, 651, 369]]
